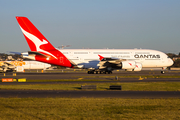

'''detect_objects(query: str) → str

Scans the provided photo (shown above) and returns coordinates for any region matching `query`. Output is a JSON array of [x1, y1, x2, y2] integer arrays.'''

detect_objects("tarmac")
[[0, 70, 180, 80], [0, 90, 180, 98], [0, 70, 180, 98]]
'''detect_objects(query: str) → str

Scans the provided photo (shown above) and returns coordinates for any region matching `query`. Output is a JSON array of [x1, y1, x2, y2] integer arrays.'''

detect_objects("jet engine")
[[121, 61, 142, 71], [121, 61, 136, 70], [133, 62, 142, 71]]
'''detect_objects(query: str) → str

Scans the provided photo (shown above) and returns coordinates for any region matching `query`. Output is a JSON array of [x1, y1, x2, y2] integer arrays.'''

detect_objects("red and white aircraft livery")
[[16, 16, 173, 74]]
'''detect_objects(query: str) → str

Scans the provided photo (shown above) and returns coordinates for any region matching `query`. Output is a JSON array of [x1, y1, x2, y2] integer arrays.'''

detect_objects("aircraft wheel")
[[88, 71, 94, 74], [96, 71, 98, 74], [161, 71, 165, 74]]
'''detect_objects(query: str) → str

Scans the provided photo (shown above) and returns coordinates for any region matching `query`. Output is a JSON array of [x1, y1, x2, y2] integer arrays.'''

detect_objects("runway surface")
[[0, 90, 180, 98], [1, 70, 180, 98], [0, 70, 180, 84], [0, 70, 179, 80], [1, 78, 180, 85]]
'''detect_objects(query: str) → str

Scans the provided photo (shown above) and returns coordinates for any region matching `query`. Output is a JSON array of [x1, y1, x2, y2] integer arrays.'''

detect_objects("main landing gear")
[[87, 71, 94, 74], [87, 71, 112, 74], [161, 71, 165, 74]]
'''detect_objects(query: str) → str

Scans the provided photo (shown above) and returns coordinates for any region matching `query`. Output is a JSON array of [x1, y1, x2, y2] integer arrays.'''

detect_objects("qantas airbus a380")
[[16, 16, 173, 74]]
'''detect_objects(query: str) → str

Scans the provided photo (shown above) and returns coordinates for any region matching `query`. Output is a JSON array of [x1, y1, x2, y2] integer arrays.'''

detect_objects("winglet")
[[98, 54, 104, 61]]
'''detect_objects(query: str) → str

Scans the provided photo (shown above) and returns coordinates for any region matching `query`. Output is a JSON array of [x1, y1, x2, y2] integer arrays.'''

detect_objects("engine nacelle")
[[121, 61, 136, 70], [133, 62, 142, 71]]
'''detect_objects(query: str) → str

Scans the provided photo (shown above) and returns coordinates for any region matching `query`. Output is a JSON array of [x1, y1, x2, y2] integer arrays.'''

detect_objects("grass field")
[[0, 98, 179, 120], [1, 75, 180, 119], [0, 82, 180, 91]]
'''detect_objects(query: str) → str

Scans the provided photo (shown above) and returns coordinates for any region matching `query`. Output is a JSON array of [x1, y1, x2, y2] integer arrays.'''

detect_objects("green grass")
[[0, 98, 179, 120], [0, 82, 180, 91]]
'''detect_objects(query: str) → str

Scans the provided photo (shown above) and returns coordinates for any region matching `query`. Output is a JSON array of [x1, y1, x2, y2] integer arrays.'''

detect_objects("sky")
[[0, 0, 180, 54]]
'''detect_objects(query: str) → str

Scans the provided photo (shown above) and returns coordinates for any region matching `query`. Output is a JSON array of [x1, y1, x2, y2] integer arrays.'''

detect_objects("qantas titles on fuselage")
[[16, 16, 174, 74], [134, 54, 160, 59]]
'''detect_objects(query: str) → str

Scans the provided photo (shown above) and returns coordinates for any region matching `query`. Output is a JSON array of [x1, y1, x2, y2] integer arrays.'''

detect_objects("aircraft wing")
[[97, 54, 142, 72], [98, 55, 124, 70], [3, 62, 12, 66], [98, 54, 124, 63], [3, 62, 16, 68], [0, 62, 16, 72]]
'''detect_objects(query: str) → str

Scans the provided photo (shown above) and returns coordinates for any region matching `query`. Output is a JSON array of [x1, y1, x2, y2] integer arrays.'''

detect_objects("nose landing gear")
[[161, 67, 167, 74]]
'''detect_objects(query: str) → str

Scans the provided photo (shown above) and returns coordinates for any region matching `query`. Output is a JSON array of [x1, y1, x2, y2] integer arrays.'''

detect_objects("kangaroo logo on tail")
[[16, 16, 73, 68], [20, 26, 57, 59]]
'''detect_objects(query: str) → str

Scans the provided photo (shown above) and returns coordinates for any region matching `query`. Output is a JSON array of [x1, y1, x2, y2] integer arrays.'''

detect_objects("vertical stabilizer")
[[16, 16, 73, 68]]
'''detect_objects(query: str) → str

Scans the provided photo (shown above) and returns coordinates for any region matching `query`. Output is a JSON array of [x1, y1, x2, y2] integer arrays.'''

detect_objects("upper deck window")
[[74, 52, 88, 54], [93, 52, 129, 54], [62, 52, 68, 54]]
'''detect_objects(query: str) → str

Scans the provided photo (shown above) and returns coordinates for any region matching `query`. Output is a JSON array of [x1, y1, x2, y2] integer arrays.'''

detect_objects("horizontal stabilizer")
[[28, 51, 47, 57]]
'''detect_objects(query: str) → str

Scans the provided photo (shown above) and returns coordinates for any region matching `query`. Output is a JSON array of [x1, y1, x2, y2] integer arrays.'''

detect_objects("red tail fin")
[[16, 16, 73, 68], [16, 17, 55, 51]]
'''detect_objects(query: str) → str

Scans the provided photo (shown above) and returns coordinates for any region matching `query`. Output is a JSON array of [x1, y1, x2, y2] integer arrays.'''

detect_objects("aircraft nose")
[[168, 58, 174, 66]]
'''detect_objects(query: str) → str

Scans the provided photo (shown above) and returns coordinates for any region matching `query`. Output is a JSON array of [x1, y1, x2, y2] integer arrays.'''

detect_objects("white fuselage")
[[59, 49, 173, 69], [4, 61, 51, 70], [22, 61, 51, 69]]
